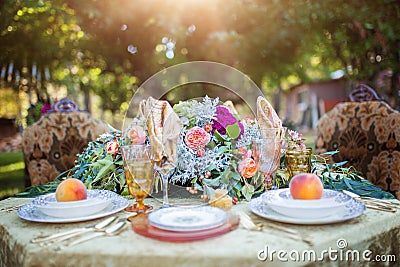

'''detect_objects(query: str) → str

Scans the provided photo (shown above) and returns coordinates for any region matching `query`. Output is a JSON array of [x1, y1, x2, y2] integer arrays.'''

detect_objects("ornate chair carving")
[[315, 85, 400, 199], [22, 98, 110, 186], [349, 84, 383, 102]]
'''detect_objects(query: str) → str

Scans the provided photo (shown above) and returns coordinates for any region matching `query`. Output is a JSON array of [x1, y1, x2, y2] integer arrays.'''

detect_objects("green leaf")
[[218, 146, 229, 154], [202, 178, 221, 187], [331, 161, 348, 167], [92, 161, 115, 184], [221, 170, 230, 184], [118, 174, 125, 188], [207, 164, 217, 170], [321, 150, 339, 156], [343, 178, 354, 190], [230, 172, 241, 181], [242, 183, 255, 201], [226, 123, 241, 139], [214, 130, 226, 142], [208, 141, 216, 149], [115, 160, 123, 165]]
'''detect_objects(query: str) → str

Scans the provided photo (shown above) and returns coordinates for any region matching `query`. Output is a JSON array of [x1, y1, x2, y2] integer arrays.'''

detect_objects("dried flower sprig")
[[287, 129, 306, 150]]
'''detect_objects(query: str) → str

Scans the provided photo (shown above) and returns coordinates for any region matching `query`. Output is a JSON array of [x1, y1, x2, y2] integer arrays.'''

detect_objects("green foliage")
[[15, 179, 60, 198], [275, 151, 395, 200], [226, 124, 241, 139], [2, 0, 400, 116], [16, 131, 130, 198], [0, 152, 25, 199]]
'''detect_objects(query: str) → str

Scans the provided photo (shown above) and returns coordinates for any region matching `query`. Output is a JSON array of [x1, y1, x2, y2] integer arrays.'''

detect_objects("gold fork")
[[342, 190, 399, 212], [0, 204, 23, 213], [65, 221, 127, 247], [237, 211, 313, 245], [31, 216, 119, 245]]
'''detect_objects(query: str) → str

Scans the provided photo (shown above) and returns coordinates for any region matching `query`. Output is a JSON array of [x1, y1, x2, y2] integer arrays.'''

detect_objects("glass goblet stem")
[[156, 166, 174, 208], [263, 173, 273, 190]]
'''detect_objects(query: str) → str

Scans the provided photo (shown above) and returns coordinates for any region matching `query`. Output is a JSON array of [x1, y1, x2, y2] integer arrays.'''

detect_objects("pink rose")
[[196, 148, 206, 157], [185, 126, 211, 150], [238, 147, 252, 159], [129, 125, 146, 144], [238, 158, 257, 178], [106, 140, 119, 155], [238, 147, 248, 155]]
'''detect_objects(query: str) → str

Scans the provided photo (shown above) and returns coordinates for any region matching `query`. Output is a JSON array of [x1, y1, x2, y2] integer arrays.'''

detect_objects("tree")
[[2, 0, 400, 126]]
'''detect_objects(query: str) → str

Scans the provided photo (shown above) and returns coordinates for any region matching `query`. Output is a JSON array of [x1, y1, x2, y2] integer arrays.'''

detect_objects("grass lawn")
[[0, 151, 26, 200]]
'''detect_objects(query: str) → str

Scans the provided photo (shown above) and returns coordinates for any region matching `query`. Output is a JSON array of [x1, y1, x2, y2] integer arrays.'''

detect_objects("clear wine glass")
[[151, 134, 179, 208], [154, 158, 176, 208], [253, 137, 283, 190], [121, 144, 154, 213]]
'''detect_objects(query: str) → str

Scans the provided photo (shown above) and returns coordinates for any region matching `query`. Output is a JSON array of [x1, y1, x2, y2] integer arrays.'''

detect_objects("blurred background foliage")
[[0, 0, 399, 128]]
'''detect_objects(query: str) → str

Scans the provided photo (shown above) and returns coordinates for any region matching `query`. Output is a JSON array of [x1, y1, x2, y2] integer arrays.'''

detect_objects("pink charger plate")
[[130, 213, 239, 242]]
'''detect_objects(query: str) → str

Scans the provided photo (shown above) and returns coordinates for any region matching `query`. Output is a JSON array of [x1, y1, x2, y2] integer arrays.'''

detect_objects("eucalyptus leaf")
[[343, 178, 354, 190], [321, 150, 339, 156], [207, 163, 217, 170], [331, 161, 348, 167], [91, 160, 115, 184], [218, 146, 229, 154], [202, 178, 221, 187]]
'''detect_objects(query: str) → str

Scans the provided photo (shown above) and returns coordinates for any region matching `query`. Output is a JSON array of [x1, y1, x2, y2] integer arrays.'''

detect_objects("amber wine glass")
[[122, 144, 154, 213]]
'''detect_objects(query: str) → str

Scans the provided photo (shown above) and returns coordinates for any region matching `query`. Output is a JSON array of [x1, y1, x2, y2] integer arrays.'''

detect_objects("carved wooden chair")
[[315, 85, 400, 199], [22, 98, 110, 186]]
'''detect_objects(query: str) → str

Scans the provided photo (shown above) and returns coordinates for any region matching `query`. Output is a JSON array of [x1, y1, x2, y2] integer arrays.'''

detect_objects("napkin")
[[223, 100, 238, 115], [139, 97, 182, 165], [256, 96, 282, 138]]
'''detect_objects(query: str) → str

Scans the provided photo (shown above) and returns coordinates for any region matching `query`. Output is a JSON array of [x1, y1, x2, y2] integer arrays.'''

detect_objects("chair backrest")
[[315, 99, 400, 199], [349, 84, 383, 102], [22, 108, 110, 186]]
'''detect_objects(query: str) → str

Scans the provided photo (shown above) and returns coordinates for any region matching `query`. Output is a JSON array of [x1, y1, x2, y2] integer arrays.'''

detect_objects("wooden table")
[[1, 197, 399, 267]]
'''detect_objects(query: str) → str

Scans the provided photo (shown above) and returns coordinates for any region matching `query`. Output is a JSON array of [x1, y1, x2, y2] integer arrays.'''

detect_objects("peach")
[[289, 173, 323, 200], [55, 178, 87, 202]]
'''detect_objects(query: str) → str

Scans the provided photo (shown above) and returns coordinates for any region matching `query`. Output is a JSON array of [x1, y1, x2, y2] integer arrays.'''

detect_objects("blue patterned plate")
[[18, 189, 129, 223], [249, 196, 365, 225], [261, 189, 353, 219], [149, 206, 227, 232]]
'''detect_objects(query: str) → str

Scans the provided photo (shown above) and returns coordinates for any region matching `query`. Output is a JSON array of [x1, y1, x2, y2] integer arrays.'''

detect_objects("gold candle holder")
[[285, 147, 312, 179]]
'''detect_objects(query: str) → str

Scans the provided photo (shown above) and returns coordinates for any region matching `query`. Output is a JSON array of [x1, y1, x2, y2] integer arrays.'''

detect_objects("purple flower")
[[41, 103, 52, 114], [212, 106, 244, 137]]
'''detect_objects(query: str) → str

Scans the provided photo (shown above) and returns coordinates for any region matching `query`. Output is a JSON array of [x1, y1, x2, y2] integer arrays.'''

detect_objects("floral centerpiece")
[[18, 96, 395, 200], [172, 96, 263, 201]]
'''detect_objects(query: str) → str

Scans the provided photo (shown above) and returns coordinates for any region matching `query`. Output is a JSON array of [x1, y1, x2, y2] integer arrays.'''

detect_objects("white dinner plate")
[[32, 193, 112, 218], [148, 206, 227, 232], [261, 189, 352, 219], [18, 189, 129, 223], [248, 196, 365, 225]]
